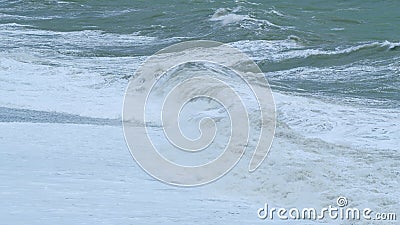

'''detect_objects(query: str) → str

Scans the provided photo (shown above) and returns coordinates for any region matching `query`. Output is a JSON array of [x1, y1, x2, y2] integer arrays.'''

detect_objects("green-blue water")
[[1, 0, 399, 107]]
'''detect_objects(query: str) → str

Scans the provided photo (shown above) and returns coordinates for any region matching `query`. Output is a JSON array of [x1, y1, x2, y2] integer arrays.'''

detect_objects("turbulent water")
[[1, 0, 399, 224]]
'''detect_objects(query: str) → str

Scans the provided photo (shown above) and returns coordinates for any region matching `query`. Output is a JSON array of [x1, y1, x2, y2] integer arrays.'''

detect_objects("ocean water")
[[0, 0, 399, 224]]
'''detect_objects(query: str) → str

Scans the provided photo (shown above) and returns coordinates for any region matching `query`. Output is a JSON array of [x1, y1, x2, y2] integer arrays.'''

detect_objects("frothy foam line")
[[230, 40, 400, 61]]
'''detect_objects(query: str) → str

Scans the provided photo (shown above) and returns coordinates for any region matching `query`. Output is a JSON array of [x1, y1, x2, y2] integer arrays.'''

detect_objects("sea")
[[0, 0, 399, 224]]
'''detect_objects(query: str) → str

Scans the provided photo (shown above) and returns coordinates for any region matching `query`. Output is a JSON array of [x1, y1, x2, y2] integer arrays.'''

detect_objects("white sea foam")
[[210, 8, 250, 25], [0, 54, 138, 119], [230, 39, 400, 62], [274, 93, 400, 151], [212, 92, 399, 219], [0, 25, 158, 51], [210, 8, 282, 28], [120, 52, 399, 215]]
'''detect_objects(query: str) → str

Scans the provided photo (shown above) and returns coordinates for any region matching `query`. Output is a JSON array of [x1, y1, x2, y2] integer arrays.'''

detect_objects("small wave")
[[382, 40, 400, 50], [0, 25, 157, 44], [211, 13, 249, 25], [230, 40, 400, 62], [286, 41, 400, 59], [0, 12, 30, 20], [235, 0, 262, 6], [0, 25, 172, 57], [229, 39, 300, 60], [0, 23, 34, 28], [210, 8, 282, 28], [275, 42, 390, 60], [210, 8, 250, 25]]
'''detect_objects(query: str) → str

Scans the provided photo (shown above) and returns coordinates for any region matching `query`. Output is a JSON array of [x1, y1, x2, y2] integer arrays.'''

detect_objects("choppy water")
[[1, 0, 399, 224], [1, 0, 399, 106]]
